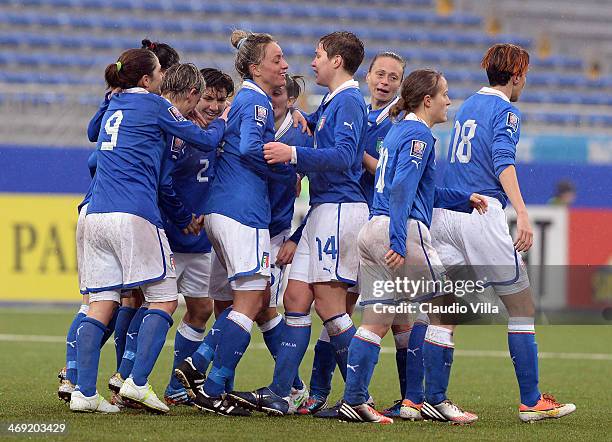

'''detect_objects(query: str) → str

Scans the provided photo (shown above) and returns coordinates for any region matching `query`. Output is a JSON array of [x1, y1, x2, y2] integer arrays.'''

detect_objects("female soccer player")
[[162, 67, 234, 406], [336, 69, 487, 424], [178, 29, 294, 416], [70, 49, 223, 414], [59, 39, 182, 404]]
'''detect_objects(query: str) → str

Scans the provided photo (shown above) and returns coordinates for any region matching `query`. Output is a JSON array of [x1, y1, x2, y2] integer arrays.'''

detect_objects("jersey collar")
[[242, 80, 268, 97], [123, 87, 149, 94], [404, 112, 429, 127], [275, 111, 293, 140], [375, 96, 400, 125], [323, 79, 360, 105], [478, 86, 510, 102]]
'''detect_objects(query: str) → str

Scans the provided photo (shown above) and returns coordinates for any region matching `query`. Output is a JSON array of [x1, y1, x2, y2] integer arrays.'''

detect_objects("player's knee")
[[185, 298, 214, 326]]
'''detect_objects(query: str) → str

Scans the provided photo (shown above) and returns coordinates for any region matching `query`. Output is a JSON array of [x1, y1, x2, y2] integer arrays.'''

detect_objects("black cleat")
[[174, 357, 206, 400], [227, 387, 289, 416], [313, 400, 343, 419], [192, 388, 251, 417]]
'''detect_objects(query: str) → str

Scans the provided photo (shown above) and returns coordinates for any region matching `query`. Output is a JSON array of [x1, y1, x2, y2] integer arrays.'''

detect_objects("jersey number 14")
[[450, 119, 477, 163]]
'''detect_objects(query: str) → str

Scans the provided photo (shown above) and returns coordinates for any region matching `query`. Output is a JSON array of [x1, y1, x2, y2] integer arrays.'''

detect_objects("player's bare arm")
[[499, 165, 533, 252]]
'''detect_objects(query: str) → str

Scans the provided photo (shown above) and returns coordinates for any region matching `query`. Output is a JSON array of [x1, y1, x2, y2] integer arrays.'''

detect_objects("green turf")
[[0, 307, 610, 441]]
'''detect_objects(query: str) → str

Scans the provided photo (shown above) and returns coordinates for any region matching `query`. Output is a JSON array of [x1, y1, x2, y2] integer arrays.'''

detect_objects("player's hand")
[[385, 249, 405, 269], [187, 108, 207, 127], [469, 193, 488, 214], [514, 211, 533, 252], [292, 109, 312, 135], [276, 240, 298, 266], [295, 174, 302, 197], [219, 104, 231, 122], [182, 214, 202, 236], [263, 142, 292, 164]]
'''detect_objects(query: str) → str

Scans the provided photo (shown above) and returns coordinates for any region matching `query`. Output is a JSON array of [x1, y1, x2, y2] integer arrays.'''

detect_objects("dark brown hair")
[[200, 68, 235, 98], [104, 48, 159, 90], [481, 43, 530, 87], [230, 29, 275, 80], [368, 51, 406, 74], [141, 39, 180, 71], [285, 74, 305, 100], [389, 69, 444, 119], [319, 31, 364, 75]]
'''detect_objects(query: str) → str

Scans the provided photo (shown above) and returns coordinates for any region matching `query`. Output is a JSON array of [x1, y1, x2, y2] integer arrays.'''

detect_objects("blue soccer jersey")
[[443, 87, 521, 208], [371, 114, 472, 257], [204, 80, 296, 229], [269, 112, 314, 238], [161, 130, 222, 253], [87, 88, 224, 228], [360, 97, 398, 208], [294, 80, 367, 205], [78, 150, 98, 213]]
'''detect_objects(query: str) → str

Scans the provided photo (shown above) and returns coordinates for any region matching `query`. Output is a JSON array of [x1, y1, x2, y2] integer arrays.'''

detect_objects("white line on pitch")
[[0, 333, 611, 361]]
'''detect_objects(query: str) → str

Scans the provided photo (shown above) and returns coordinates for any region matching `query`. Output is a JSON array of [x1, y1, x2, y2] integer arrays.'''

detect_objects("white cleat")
[[519, 394, 576, 423], [421, 399, 478, 425], [70, 391, 120, 413], [288, 386, 309, 414], [119, 377, 169, 414], [108, 372, 124, 393]]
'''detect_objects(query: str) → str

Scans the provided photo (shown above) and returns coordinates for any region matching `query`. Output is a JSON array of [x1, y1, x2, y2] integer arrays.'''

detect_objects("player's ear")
[[250, 63, 261, 79], [332, 54, 343, 70], [423, 94, 432, 108]]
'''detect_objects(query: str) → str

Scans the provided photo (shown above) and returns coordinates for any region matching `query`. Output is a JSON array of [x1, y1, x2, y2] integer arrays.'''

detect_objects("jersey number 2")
[[196, 159, 209, 183], [450, 119, 477, 163], [100, 110, 123, 151]]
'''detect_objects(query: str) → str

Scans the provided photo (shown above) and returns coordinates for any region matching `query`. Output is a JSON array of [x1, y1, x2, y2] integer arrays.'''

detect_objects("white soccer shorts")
[[83, 212, 177, 303], [430, 196, 530, 296], [289, 202, 369, 286], [358, 216, 444, 306], [174, 252, 211, 298]]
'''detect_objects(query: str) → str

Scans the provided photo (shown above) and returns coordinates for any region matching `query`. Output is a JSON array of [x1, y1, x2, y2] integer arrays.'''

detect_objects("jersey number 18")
[[450, 119, 477, 163]]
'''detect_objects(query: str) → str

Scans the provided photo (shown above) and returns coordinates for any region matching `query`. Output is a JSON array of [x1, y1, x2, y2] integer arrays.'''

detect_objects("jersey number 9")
[[100, 110, 124, 151]]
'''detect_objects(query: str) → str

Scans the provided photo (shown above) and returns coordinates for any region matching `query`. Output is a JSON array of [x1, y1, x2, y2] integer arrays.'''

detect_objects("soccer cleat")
[[421, 399, 478, 425], [227, 387, 290, 416], [174, 358, 206, 400], [382, 399, 403, 418], [399, 399, 424, 421], [191, 388, 251, 416], [164, 385, 193, 406], [108, 372, 124, 394], [288, 386, 309, 414], [519, 393, 576, 423], [119, 377, 169, 414], [70, 391, 120, 413], [339, 402, 394, 424], [314, 396, 374, 419], [297, 396, 328, 415], [58, 379, 75, 403], [58, 367, 67, 382]]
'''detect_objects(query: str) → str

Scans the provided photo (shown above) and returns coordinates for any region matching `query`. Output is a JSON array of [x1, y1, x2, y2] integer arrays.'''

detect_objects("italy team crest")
[[261, 252, 270, 269]]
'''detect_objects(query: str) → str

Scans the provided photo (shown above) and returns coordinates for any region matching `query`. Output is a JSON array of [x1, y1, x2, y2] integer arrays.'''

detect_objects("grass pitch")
[[0, 306, 611, 441]]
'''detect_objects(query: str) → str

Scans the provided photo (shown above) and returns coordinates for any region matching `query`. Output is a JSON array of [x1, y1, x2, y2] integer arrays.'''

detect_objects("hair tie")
[[237, 37, 247, 50], [150, 43, 156, 49], [116, 61, 122, 72]]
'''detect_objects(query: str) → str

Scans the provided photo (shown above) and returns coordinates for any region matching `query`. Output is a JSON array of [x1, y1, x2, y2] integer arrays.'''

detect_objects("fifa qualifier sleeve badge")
[[506, 111, 519, 132], [254, 105, 268, 123], [410, 140, 427, 159]]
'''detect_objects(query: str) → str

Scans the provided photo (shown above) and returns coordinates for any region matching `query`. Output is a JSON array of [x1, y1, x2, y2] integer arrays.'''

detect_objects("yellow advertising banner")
[[0, 193, 83, 302]]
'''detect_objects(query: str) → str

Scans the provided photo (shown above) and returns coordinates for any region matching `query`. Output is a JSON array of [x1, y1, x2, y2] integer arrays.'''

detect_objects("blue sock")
[[269, 312, 312, 398], [113, 306, 137, 372], [75, 317, 106, 397], [131, 309, 173, 386], [393, 329, 410, 399], [405, 320, 427, 404], [65, 305, 88, 384], [203, 310, 252, 397], [309, 328, 336, 400], [101, 306, 119, 347], [192, 307, 231, 373], [423, 325, 454, 405], [508, 317, 541, 407], [343, 328, 381, 406], [170, 320, 205, 390], [324, 313, 355, 382], [118, 306, 148, 379], [259, 314, 304, 390]]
